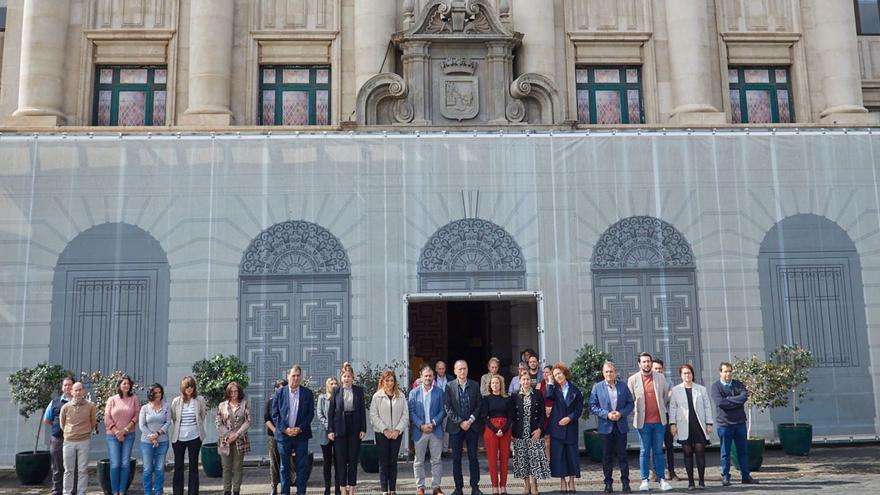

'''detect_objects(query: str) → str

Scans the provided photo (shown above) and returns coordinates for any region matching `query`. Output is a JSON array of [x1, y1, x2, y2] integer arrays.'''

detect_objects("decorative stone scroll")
[[241, 220, 350, 275], [591, 216, 695, 269]]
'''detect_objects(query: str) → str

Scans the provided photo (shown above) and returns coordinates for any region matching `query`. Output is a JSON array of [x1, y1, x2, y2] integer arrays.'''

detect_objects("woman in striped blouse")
[[170, 376, 207, 495]]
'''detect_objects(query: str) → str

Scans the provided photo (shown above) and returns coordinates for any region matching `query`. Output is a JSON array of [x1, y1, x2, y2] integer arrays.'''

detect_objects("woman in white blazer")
[[369, 370, 409, 495], [668, 364, 713, 490]]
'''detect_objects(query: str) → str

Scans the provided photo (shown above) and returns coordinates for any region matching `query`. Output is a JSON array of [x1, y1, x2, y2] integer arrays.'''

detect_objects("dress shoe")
[[604, 482, 613, 493], [741, 477, 759, 484], [721, 476, 731, 486], [451, 489, 464, 495], [471, 489, 484, 495], [621, 480, 632, 493]]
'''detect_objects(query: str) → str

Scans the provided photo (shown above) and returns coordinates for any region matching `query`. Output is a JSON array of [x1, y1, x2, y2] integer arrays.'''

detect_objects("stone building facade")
[[2, 0, 880, 464]]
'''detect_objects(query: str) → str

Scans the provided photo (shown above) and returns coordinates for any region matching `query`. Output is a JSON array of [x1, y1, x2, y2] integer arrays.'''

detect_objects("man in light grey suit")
[[627, 352, 672, 492]]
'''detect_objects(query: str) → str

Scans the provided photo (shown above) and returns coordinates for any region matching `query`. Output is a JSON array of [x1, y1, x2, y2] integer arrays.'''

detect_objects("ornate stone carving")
[[356, 0, 562, 125], [355, 73, 413, 125], [418, 218, 526, 273], [89, 0, 177, 29], [440, 58, 479, 120], [592, 216, 695, 269], [241, 220, 350, 275], [509, 73, 563, 124]]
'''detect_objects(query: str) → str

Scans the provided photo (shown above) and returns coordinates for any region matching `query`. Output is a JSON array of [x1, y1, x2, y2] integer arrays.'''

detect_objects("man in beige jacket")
[[59, 382, 97, 495], [626, 353, 672, 492]]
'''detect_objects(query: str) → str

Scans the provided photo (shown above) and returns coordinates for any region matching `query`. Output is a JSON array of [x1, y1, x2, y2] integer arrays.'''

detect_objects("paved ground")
[[4, 444, 879, 494]]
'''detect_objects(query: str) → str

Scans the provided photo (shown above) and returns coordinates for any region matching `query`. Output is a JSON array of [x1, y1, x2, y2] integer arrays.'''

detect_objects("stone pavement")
[[3, 444, 878, 494]]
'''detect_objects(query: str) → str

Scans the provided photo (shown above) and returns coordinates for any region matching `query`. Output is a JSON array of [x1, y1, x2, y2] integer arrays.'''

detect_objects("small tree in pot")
[[8, 362, 71, 485], [732, 355, 790, 471], [81, 369, 143, 495], [191, 354, 250, 477], [769, 345, 815, 455], [568, 344, 611, 462]]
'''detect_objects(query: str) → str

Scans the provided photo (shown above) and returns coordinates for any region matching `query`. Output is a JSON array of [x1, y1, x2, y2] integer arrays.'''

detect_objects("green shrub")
[[569, 344, 611, 419], [191, 355, 250, 410], [8, 363, 72, 453]]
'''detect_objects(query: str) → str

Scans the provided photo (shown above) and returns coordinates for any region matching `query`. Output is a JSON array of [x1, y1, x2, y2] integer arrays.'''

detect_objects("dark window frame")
[[258, 65, 331, 126], [92, 66, 167, 126], [855, 0, 880, 35], [574, 65, 644, 125], [728, 66, 794, 124]]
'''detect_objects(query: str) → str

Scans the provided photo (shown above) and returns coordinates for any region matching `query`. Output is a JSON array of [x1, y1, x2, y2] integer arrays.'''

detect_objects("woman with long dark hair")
[[105, 374, 140, 495]]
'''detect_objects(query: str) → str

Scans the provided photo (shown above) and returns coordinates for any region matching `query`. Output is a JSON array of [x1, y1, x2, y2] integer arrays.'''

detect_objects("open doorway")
[[407, 298, 540, 385]]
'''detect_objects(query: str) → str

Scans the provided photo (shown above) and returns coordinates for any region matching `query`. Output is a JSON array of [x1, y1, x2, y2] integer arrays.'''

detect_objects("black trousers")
[[601, 428, 629, 485], [450, 428, 480, 490], [334, 414, 362, 486], [172, 437, 202, 495], [664, 424, 675, 472], [321, 441, 340, 493], [376, 433, 403, 492]]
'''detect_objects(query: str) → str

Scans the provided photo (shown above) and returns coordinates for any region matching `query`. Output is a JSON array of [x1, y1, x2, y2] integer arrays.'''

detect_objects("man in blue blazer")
[[409, 365, 447, 495], [589, 361, 635, 493], [272, 365, 315, 495]]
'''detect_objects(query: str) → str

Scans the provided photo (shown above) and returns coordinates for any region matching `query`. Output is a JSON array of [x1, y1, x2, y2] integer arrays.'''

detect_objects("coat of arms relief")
[[441, 58, 479, 121]]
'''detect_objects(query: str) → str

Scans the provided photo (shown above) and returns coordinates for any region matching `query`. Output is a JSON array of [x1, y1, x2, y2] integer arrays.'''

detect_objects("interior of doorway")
[[408, 300, 539, 385]]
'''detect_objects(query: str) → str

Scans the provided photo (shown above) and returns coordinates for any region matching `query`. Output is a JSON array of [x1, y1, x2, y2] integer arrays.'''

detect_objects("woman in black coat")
[[544, 362, 584, 493], [327, 366, 367, 495], [512, 372, 551, 495]]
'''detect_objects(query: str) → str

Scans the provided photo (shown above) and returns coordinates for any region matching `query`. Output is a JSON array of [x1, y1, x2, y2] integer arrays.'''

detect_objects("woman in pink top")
[[105, 374, 141, 495]]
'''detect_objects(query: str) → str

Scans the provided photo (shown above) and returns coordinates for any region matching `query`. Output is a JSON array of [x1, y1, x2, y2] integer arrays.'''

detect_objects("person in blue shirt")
[[409, 365, 446, 495], [272, 365, 315, 495], [43, 375, 75, 495]]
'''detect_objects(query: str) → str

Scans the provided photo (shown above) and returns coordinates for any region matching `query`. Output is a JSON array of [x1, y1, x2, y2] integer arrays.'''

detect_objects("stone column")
[[486, 41, 516, 124], [354, 0, 397, 94], [511, 0, 556, 78], [400, 41, 431, 125], [180, 0, 234, 126], [10, 0, 70, 126], [803, 0, 876, 124], [665, 0, 725, 124]]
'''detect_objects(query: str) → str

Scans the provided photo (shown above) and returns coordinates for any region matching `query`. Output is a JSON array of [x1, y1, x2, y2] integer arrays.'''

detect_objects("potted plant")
[[770, 345, 815, 456], [569, 344, 611, 462], [192, 354, 250, 477], [8, 362, 71, 485], [355, 360, 409, 473], [81, 369, 142, 495], [732, 355, 790, 471]]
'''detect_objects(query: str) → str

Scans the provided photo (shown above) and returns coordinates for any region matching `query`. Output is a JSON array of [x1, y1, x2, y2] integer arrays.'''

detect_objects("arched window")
[[50, 223, 170, 386], [418, 217, 526, 291], [591, 216, 702, 380], [239, 220, 351, 453], [759, 214, 875, 434]]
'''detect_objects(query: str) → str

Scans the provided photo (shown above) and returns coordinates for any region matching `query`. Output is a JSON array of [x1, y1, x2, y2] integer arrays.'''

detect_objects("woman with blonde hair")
[[369, 369, 409, 495], [480, 357, 502, 396], [327, 366, 367, 495], [317, 376, 341, 495], [481, 374, 513, 494], [216, 382, 251, 495]]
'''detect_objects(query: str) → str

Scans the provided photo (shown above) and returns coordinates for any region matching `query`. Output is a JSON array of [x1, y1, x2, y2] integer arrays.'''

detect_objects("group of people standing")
[[589, 353, 759, 493], [42, 351, 759, 495]]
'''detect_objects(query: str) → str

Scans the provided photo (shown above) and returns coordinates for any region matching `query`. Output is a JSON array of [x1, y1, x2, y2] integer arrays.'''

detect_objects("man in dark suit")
[[272, 365, 315, 495], [444, 360, 483, 495], [589, 361, 635, 493]]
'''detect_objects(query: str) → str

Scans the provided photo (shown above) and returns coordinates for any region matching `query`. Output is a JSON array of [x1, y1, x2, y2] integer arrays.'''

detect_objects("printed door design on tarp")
[[759, 215, 875, 435], [239, 220, 351, 454], [591, 216, 702, 382], [50, 223, 170, 390]]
